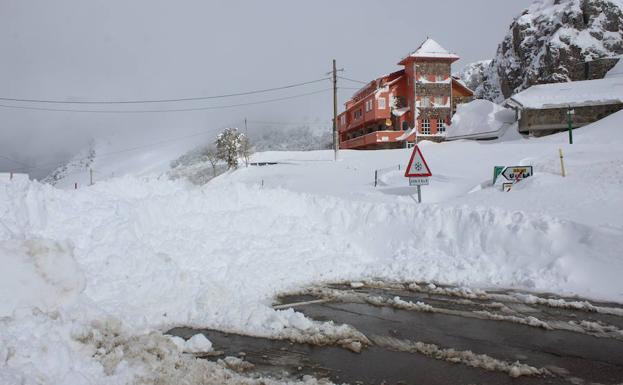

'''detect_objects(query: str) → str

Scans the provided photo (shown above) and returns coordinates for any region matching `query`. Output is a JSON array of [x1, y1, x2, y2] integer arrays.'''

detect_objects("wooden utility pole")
[[244, 117, 249, 167], [332, 59, 339, 161]]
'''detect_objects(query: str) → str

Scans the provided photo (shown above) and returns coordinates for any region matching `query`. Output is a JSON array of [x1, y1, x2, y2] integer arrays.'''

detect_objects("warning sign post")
[[404, 145, 432, 203]]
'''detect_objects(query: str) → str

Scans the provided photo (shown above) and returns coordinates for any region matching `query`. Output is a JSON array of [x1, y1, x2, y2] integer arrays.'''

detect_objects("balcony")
[[339, 108, 391, 133], [340, 130, 416, 149]]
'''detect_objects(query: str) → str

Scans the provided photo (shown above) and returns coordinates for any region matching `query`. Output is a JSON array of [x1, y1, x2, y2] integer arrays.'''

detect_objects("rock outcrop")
[[471, 0, 623, 102]]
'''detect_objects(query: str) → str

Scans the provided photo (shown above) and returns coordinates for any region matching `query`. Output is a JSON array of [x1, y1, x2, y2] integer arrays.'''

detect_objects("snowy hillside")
[[474, 0, 623, 101], [2, 107, 623, 384]]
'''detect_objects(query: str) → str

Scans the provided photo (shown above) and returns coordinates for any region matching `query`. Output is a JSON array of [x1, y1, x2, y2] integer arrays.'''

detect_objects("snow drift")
[[446, 100, 517, 140]]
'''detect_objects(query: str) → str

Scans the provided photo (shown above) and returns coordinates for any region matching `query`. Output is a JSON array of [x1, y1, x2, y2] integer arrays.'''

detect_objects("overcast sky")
[[0, 0, 533, 177]]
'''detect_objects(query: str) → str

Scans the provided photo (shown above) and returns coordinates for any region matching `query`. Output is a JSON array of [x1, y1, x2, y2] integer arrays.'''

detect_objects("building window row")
[[419, 96, 449, 108], [420, 119, 446, 135]]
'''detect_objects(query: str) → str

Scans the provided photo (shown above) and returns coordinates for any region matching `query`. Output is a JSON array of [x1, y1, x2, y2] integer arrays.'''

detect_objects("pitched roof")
[[406, 38, 459, 60]]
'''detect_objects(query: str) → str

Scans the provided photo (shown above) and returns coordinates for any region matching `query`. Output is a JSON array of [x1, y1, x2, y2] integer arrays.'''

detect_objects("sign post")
[[567, 107, 575, 145], [501, 166, 533, 182], [404, 145, 432, 203]]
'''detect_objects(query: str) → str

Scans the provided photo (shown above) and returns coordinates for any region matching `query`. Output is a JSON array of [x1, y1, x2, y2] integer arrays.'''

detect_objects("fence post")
[[559, 149, 566, 177], [10, 172, 13, 180], [74, 182, 78, 190], [374, 170, 378, 188]]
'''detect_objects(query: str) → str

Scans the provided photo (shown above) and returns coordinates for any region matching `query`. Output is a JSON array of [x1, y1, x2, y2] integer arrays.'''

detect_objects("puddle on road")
[[167, 281, 623, 385]]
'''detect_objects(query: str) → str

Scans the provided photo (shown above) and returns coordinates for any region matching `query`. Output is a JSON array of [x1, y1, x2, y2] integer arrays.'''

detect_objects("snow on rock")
[[184, 333, 213, 353], [447, 99, 517, 140], [0, 239, 85, 317], [455, 59, 492, 92], [475, 0, 623, 102]]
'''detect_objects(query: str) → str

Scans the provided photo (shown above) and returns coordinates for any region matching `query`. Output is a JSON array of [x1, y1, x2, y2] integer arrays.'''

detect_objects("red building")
[[337, 38, 474, 150]]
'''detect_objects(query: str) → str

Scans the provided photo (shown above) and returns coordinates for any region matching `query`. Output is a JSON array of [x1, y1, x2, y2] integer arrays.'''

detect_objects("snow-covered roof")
[[605, 57, 623, 78], [507, 77, 623, 109], [404, 38, 459, 60]]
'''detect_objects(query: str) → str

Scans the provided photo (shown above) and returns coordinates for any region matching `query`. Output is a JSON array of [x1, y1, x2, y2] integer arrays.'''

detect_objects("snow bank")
[[2, 105, 623, 384], [0, 239, 85, 317], [447, 99, 516, 139]]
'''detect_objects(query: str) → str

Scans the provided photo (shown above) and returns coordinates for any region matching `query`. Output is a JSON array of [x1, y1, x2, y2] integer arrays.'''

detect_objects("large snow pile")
[[474, 0, 623, 102], [2, 109, 623, 384], [0, 239, 85, 317], [446, 100, 516, 139]]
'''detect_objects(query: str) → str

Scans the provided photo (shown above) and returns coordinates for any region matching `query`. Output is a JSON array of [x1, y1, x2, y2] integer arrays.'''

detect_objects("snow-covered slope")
[[475, 0, 623, 102], [2, 110, 623, 384]]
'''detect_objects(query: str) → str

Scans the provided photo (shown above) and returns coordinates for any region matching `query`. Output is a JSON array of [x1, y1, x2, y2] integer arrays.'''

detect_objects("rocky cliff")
[[470, 0, 623, 102]]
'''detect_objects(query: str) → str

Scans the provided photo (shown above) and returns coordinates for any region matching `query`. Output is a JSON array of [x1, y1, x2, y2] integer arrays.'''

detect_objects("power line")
[[0, 77, 331, 105], [337, 76, 369, 85], [246, 120, 330, 126], [0, 154, 32, 167], [1, 125, 239, 172], [0, 89, 332, 114]]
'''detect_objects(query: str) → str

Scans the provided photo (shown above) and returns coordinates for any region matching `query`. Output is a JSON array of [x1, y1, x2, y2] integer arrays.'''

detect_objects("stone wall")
[[584, 57, 620, 80], [519, 103, 623, 135]]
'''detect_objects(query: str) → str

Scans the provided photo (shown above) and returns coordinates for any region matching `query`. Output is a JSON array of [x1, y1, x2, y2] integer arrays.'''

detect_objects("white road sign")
[[404, 145, 432, 178]]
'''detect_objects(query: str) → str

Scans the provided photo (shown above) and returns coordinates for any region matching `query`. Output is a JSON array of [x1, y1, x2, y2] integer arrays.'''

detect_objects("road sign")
[[503, 183, 514, 192], [409, 177, 429, 186], [404, 145, 432, 178], [502, 166, 533, 182]]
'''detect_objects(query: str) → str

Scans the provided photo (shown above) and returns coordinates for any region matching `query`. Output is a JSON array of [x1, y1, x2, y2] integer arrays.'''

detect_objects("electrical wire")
[[246, 120, 330, 126], [0, 89, 332, 113], [1, 125, 238, 172], [0, 77, 331, 104], [337, 76, 369, 85]]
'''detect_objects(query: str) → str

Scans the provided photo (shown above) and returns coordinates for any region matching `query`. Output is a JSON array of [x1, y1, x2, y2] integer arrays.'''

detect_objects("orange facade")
[[337, 40, 473, 150]]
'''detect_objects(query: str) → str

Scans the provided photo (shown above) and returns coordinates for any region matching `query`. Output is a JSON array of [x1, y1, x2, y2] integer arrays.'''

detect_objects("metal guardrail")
[[374, 164, 402, 187]]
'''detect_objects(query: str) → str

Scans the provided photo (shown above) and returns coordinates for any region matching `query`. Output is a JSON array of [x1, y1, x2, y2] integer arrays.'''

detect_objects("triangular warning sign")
[[404, 145, 432, 177]]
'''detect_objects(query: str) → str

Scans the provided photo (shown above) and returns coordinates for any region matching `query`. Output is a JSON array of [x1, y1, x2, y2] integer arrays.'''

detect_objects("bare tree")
[[204, 145, 219, 177]]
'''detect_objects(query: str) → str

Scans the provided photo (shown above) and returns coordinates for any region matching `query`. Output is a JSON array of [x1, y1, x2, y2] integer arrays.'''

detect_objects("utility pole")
[[244, 117, 249, 167], [332, 59, 339, 161]]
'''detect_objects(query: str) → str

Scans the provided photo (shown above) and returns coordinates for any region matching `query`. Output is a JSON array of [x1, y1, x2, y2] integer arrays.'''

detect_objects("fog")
[[0, 0, 532, 178]]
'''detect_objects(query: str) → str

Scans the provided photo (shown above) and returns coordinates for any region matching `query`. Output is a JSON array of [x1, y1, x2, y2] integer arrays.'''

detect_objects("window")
[[365, 99, 373, 112], [421, 119, 431, 134], [354, 109, 362, 119], [378, 97, 386, 109], [436, 74, 445, 82], [434, 96, 444, 106], [402, 121, 409, 131], [420, 97, 430, 107], [340, 115, 346, 126], [437, 119, 446, 133]]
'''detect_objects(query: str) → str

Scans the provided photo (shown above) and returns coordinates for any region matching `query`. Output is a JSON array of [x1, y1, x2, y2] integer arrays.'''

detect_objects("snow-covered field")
[[2, 111, 623, 384]]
